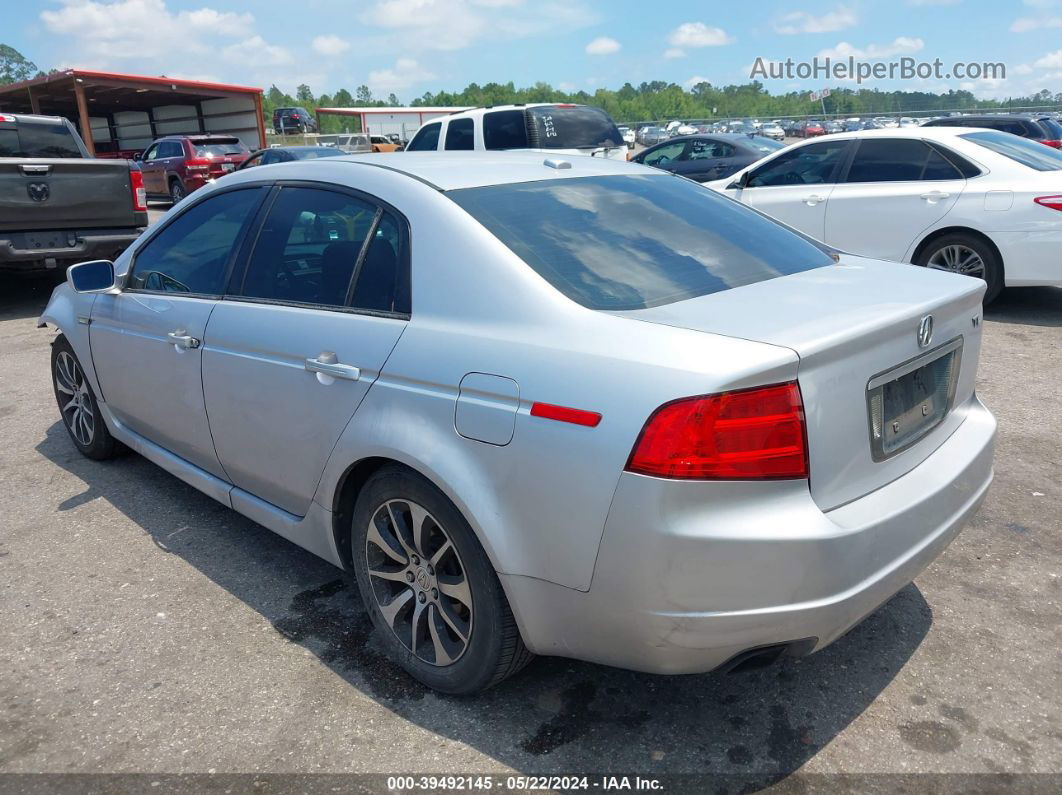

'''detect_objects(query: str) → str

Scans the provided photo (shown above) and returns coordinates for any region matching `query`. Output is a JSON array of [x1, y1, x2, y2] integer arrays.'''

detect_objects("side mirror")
[[727, 171, 751, 190], [133, 152, 142, 161], [67, 260, 116, 293]]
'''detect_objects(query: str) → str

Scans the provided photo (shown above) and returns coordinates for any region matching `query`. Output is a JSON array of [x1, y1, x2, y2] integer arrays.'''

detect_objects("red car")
[[137, 135, 251, 204], [795, 120, 826, 138]]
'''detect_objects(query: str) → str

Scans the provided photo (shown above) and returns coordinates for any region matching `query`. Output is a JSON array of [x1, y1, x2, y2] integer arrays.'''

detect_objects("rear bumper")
[[989, 229, 1062, 286], [503, 396, 995, 674], [0, 228, 144, 272]]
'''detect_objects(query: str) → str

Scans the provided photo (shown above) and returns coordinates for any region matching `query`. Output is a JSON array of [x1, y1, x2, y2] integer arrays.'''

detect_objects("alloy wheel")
[[365, 499, 473, 666], [170, 182, 184, 203], [926, 244, 986, 280], [55, 351, 95, 446]]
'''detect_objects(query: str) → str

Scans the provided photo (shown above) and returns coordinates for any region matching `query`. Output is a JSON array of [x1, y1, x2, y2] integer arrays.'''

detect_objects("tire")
[[915, 232, 1004, 304], [350, 466, 533, 694], [51, 336, 123, 460], [169, 178, 186, 205]]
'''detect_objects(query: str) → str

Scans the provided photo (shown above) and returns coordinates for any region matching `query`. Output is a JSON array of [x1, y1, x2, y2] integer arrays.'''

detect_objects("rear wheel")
[[169, 178, 185, 205], [915, 233, 1003, 304], [350, 466, 533, 694], [51, 336, 122, 460]]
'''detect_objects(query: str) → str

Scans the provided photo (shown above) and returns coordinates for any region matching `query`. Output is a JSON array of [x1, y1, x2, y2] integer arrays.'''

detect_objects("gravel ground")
[[0, 266, 1059, 791]]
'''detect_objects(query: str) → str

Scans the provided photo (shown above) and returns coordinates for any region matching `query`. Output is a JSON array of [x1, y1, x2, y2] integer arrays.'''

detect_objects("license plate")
[[221, 163, 235, 172], [867, 339, 962, 460]]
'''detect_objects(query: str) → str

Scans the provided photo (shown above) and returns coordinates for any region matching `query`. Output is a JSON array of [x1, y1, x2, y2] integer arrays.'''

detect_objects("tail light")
[[1040, 140, 1062, 148], [185, 158, 211, 171], [128, 163, 147, 212], [626, 382, 809, 480], [1034, 195, 1062, 212]]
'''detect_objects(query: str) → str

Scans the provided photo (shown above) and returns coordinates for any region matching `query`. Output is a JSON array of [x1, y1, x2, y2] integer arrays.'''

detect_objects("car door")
[[824, 138, 964, 262], [728, 138, 852, 240], [159, 140, 185, 185], [139, 143, 163, 194], [201, 185, 409, 517], [89, 186, 267, 479]]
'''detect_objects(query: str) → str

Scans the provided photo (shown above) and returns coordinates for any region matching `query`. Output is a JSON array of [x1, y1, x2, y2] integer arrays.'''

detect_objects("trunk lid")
[[0, 158, 136, 232], [620, 256, 986, 510]]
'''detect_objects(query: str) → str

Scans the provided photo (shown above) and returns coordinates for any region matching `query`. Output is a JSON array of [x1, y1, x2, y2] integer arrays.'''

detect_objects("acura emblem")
[[27, 182, 50, 202], [917, 315, 934, 348]]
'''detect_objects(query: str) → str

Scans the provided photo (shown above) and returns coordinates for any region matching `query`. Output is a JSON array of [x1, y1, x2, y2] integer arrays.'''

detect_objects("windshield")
[[448, 174, 833, 310], [291, 147, 344, 160], [961, 130, 1062, 171], [526, 105, 623, 149], [194, 140, 248, 157]]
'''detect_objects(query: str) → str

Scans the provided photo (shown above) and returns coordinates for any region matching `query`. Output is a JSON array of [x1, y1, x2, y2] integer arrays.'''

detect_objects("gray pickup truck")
[[0, 113, 148, 274]]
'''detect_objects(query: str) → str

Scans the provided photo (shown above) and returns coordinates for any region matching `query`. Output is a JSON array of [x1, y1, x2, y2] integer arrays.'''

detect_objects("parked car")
[[674, 123, 698, 137], [406, 104, 627, 160], [42, 151, 995, 694], [636, 126, 669, 146], [238, 146, 347, 169], [617, 126, 636, 148], [370, 135, 401, 153], [706, 127, 1062, 302], [137, 135, 251, 204], [794, 120, 825, 138], [823, 121, 845, 134], [899, 117, 920, 128], [632, 133, 783, 181], [921, 114, 1062, 148], [334, 134, 372, 154], [0, 113, 147, 275], [843, 120, 867, 132], [272, 107, 318, 135], [759, 122, 786, 141]]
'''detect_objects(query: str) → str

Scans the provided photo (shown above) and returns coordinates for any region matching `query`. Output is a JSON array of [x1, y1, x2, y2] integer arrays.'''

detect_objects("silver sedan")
[[41, 152, 996, 693]]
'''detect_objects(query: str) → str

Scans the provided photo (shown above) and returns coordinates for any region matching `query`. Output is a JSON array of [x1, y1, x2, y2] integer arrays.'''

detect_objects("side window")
[[350, 212, 410, 314], [242, 152, 264, 169], [129, 188, 262, 295], [235, 187, 378, 308], [643, 141, 686, 166], [929, 143, 981, 178], [483, 110, 528, 149], [445, 118, 474, 151], [845, 139, 960, 183], [161, 141, 184, 158], [143, 144, 160, 161], [686, 140, 734, 159], [407, 123, 441, 151], [747, 140, 849, 187]]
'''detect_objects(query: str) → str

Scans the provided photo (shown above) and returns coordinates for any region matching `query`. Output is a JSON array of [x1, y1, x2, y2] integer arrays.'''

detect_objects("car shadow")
[[985, 286, 1062, 327], [0, 272, 66, 323], [35, 421, 932, 788]]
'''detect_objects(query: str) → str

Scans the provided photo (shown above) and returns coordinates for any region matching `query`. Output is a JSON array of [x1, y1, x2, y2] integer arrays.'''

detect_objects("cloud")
[[684, 75, 712, 89], [367, 58, 436, 94], [312, 35, 350, 57], [668, 22, 733, 47], [1011, 15, 1062, 31], [585, 36, 620, 55], [817, 37, 925, 60], [664, 48, 686, 59], [223, 36, 292, 66], [40, 0, 253, 59], [1034, 49, 1062, 68], [774, 6, 857, 34], [907, 0, 960, 5]]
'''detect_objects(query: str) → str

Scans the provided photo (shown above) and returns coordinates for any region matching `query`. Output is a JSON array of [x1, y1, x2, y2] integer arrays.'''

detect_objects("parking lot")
[[1, 248, 1059, 787]]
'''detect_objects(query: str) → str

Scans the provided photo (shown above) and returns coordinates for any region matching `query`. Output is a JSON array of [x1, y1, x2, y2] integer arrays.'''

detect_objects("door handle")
[[804, 194, 826, 205], [305, 351, 360, 382], [920, 191, 951, 201], [167, 330, 200, 349]]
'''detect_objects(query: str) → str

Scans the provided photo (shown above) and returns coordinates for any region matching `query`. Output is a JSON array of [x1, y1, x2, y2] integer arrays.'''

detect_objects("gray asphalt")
[[0, 262, 1059, 787]]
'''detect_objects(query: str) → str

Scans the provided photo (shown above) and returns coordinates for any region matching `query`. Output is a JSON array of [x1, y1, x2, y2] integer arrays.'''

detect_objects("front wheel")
[[51, 336, 123, 460], [350, 466, 533, 694], [915, 233, 1003, 304]]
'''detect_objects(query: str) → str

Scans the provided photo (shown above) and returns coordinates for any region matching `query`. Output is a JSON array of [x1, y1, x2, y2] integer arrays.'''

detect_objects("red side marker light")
[[530, 402, 602, 427]]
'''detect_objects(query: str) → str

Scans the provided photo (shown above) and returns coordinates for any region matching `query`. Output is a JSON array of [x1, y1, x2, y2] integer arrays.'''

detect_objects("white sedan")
[[707, 127, 1062, 301]]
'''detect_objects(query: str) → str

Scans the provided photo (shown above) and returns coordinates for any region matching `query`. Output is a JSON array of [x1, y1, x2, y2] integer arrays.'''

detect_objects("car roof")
[[789, 127, 1003, 143], [323, 151, 659, 191]]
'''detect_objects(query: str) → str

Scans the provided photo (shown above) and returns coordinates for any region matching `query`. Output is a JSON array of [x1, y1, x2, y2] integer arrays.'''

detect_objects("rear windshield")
[[1037, 117, 1062, 139], [0, 121, 83, 158], [961, 130, 1062, 171], [291, 147, 344, 160], [448, 174, 833, 310], [194, 140, 248, 157], [526, 106, 623, 150]]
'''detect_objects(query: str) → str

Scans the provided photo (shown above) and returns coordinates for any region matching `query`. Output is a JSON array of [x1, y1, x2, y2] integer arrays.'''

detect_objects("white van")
[[405, 104, 628, 160]]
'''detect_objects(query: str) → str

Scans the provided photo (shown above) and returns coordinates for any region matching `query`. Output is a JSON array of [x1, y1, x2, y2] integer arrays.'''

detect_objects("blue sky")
[[7, 1, 1062, 101]]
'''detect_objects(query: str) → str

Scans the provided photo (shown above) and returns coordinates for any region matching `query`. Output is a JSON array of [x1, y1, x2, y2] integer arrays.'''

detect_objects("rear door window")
[[407, 123, 441, 151], [845, 139, 962, 182], [483, 110, 528, 149], [449, 174, 833, 310], [445, 118, 474, 151], [160, 141, 184, 158]]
